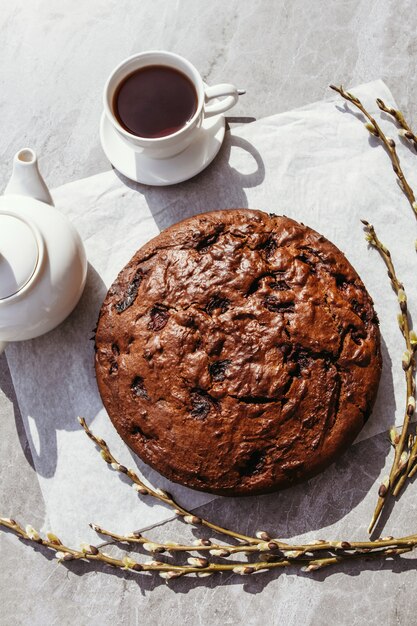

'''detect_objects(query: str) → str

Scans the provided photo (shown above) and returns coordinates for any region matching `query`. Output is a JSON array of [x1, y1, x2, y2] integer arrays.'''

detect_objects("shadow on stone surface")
[[114, 130, 266, 233], [0, 263, 107, 476]]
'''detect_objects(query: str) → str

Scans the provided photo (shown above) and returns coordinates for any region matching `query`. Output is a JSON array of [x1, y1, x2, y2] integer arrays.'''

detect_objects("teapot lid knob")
[[0, 213, 40, 300]]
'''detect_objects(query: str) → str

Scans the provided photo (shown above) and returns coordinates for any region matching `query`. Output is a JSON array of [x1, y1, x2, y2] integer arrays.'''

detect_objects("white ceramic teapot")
[[0, 149, 87, 353]]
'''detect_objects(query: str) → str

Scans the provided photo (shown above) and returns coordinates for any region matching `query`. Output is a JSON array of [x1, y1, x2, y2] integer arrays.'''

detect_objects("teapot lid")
[[0, 213, 39, 300]]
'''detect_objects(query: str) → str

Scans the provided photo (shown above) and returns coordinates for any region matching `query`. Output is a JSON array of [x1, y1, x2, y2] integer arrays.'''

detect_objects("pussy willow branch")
[[90, 523, 282, 556], [78, 418, 286, 548], [1, 517, 416, 579], [91, 521, 416, 559], [362, 222, 417, 533], [4, 419, 417, 578], [329, 85, 417, 216], [376, 98, 417, 152], [83, 417, 417, 555]]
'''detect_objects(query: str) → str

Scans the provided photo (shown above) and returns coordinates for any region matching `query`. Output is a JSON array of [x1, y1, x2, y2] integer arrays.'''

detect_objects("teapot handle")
[[0, 341, 8, 355]]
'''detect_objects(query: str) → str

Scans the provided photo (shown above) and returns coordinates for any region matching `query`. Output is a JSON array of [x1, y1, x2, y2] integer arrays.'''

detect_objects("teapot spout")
[[4, 149, 53, 206]]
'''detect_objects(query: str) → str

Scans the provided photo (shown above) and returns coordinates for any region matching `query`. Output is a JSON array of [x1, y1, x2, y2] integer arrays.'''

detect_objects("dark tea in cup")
[[113, 65, 198, 139]]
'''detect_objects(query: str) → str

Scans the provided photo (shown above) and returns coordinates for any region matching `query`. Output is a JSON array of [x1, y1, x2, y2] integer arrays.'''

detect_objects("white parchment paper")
[[6, 79, 416, 543]]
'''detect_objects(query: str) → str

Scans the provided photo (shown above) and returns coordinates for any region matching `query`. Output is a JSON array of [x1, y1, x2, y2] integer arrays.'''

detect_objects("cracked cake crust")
[[95, 209, 382, 495]]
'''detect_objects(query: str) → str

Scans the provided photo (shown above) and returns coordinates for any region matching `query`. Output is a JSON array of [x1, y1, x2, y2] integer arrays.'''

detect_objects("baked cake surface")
[[95, 209, 382, 495]]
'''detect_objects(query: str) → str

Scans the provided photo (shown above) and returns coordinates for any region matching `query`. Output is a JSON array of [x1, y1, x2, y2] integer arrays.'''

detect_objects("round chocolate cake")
[[95, 209, 382, 495]]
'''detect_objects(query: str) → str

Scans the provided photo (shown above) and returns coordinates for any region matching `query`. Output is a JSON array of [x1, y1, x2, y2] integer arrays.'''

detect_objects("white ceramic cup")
[[103, 50, 241, 159]]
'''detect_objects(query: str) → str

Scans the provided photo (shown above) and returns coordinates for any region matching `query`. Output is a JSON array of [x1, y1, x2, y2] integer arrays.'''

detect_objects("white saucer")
[[100, 112, 226, 186]]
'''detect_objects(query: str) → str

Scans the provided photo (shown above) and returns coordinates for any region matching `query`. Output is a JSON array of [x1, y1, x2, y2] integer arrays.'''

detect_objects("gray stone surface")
[[1, 1, 417, 624]]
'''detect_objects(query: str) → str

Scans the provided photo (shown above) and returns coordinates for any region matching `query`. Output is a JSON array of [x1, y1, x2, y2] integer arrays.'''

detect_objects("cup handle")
[[204, 84, 242, 118], [0, 341, 8, 355]]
